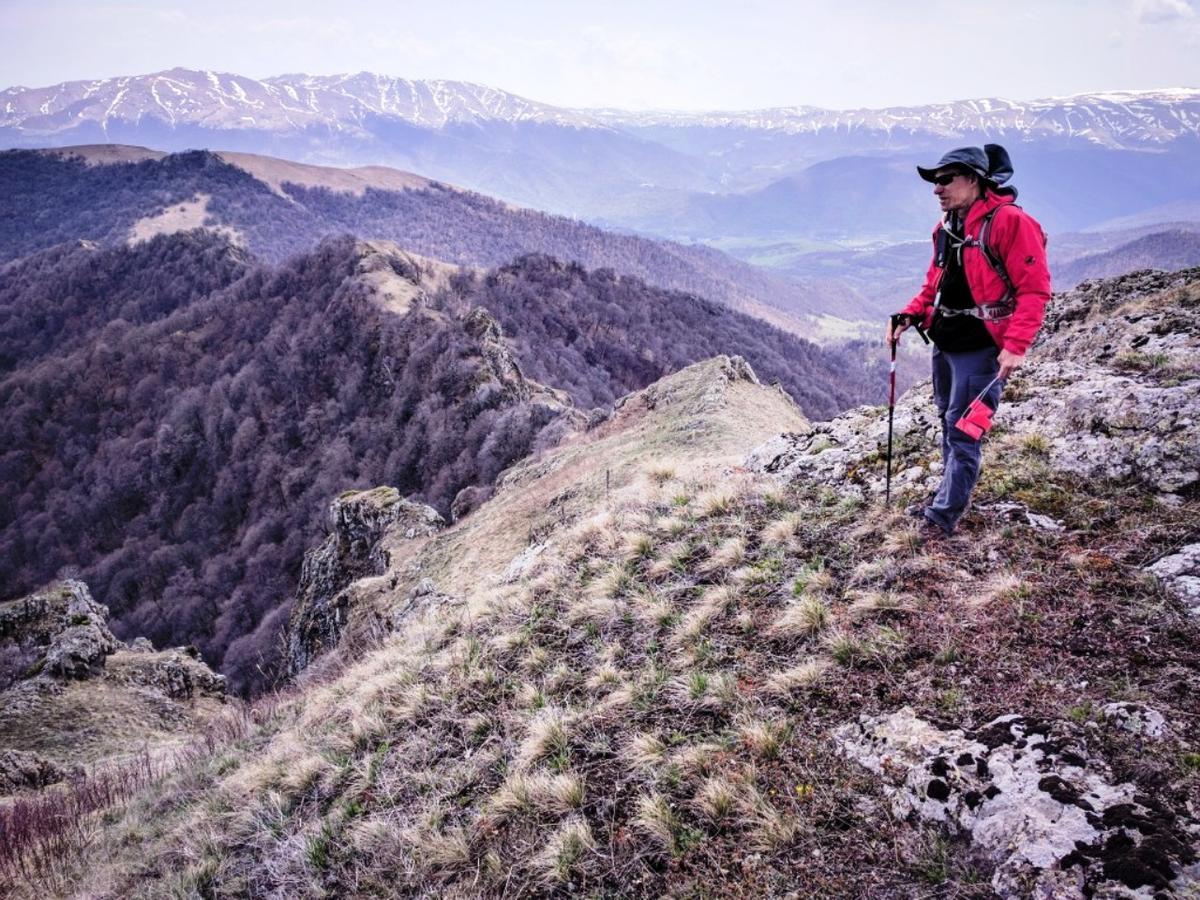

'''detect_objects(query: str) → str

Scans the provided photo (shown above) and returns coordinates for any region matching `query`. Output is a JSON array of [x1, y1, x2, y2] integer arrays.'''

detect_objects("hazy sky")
[[1, 0, 1197, 110]]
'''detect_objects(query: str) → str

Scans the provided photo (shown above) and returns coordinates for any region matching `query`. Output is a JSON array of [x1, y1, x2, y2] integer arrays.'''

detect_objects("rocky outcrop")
[[0, 580, 225, 699], [748, 268, 1200, 500], [1100, 702, 1168, 741], [106, 646, 226, 700], [1147, 543, 1200, 617], [0, 580, 118, 685], [836, 707, 1199, 898], [0, 580, 226, 784], [0, 749, 76, 794], [285, 487, 445, 675]]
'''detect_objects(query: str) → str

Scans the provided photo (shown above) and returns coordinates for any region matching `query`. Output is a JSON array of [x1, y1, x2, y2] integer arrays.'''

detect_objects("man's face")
[[933, 168, 980, 215]]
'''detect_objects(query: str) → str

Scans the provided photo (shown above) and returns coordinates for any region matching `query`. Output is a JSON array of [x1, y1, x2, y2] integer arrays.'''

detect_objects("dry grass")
[[514, 708, 571, 770], [692, 775, 739, 823], [770, 595, 829, 639], [765, 657, 830, 697], [669, 585, 734, 646], [698, 537, 747, 575], [19, 333, 1200, 900], [533, 816, 598, 884]]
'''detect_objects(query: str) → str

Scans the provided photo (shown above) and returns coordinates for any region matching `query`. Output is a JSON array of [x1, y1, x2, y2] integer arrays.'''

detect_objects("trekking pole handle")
[[890, 313, 930, 344]]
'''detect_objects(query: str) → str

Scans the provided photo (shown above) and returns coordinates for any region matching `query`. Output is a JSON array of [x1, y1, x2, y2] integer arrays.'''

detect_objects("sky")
[[1, 0, 1198, 110]]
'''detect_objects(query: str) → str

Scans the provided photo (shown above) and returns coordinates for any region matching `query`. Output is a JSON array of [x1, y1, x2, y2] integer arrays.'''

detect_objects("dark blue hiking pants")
[[924, 345, 1003, 533]]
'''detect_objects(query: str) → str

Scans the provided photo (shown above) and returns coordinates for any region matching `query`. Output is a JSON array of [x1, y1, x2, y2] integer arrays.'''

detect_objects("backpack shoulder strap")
[[976, 206, 1015, 297]]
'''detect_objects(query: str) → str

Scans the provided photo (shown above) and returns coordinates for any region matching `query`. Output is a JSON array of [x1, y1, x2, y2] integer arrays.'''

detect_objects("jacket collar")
[[961, 189, 1014, 231]]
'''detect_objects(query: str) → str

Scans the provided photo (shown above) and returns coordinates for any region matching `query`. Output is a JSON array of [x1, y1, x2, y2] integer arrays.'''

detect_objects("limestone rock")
[[390, 578, 458, 632], [1146, 543, 1200, 616], [0, 580, 119, 684], [835, 706, 1199, 898], [285, 487, 445, 675], [1101, 702, 1168, 741], [106, 648, 226, 700], [0, 749, 76, 795]]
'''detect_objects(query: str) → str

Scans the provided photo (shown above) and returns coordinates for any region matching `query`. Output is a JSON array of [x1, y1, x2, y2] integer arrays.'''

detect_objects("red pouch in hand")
[[954, 398, 994, 440]]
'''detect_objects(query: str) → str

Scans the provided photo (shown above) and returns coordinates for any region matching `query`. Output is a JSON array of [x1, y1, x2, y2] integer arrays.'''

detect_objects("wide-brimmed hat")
[[917, 144, 1014, 188]]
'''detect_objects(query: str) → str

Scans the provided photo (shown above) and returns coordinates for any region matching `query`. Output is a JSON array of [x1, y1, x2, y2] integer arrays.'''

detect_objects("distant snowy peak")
[[579, 88, 1200, 146], [0, 68, 605, 134], [3, 70, 1199, 148]]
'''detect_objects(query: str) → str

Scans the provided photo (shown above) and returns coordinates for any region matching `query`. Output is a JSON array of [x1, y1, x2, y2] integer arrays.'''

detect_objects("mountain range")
[[5, 69, 1199, 243]]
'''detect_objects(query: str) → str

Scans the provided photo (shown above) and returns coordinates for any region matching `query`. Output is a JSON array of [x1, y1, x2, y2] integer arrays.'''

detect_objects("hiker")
[[886, 144, 1051, 536]]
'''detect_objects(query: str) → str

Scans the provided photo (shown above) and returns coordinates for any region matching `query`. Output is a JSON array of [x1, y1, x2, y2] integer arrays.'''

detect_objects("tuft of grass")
[[882, 524, 923, 556], [410, 824, 475, 880], [585, 663, 625, 693], [647, 466, 676, 485], [306, 819, 336, 871], [865, 625, 909, 667], [534, 816, 597, 884], [667, 671, 735, 711], [633, 793, 702, 857], [770, 595, 829, 639], [765, 657, 829, 696], [515, 708, 570, 770], [1067, 701, 1095, 724], [847, 590, 907, 619], [696, 490, 734, 518], [742, 785, 801, 851], [527, 772, 586, 815], [693, 776, 738, 823], [699, 537, 747, 575], [624, 732, 667, 770], [824, 629, 865, 667], [1020, 432, 1051, 456], [624, 531, 657, 561], [486, 773, 534, 823], [760, 512, 801, 547], [740, 719, 791, 760], [670, 585, 733, 646]]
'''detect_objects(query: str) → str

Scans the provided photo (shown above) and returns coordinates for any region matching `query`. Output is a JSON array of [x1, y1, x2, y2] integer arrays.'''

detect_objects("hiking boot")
[[917, 516, 954, 542]]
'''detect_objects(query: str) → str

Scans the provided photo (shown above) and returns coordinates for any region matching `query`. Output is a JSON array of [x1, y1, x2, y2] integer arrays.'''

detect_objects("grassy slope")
[[6, 323, 1200, 897]]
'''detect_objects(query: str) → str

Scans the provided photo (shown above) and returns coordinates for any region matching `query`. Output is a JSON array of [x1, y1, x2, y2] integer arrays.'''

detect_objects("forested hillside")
[[0, 148, 851, 326], [0, 233, 573, 694], [0, 232, 880, 696]]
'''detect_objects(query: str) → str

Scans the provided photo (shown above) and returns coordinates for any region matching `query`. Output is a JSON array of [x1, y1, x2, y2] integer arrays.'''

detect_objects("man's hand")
[[998, 348, 1025, 380], [886, 314, 911, 344]]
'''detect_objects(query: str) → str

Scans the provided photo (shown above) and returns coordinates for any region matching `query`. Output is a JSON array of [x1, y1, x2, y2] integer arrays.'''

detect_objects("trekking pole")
[[885, 315, 929, 507], [886, 318, 899, 507]]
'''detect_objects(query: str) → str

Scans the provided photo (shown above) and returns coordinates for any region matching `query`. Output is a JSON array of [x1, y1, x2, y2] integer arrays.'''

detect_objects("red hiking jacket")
[[902, 190, 1051, 355]]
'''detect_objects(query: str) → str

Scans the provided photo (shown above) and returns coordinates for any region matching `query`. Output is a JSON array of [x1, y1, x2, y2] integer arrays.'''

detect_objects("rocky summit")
[[2, 270, 1199, 899]]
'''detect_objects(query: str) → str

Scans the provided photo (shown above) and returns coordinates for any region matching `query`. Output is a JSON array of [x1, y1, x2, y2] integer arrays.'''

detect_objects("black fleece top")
[[929, 217, 996, 353]]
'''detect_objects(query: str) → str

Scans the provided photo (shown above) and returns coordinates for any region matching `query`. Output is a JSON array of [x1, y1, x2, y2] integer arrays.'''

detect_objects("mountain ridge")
[[5, 69, 1199, 148]]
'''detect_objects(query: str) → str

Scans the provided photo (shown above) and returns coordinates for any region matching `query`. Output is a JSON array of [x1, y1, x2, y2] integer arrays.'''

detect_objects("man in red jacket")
[[887, 144, 1051, 536]]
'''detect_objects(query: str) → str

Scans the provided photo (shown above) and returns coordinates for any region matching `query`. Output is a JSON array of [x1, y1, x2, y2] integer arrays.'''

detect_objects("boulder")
[[106, 648, 226, 700], [836, 706, 1199, 898], [1100, 702, 1168, 741]]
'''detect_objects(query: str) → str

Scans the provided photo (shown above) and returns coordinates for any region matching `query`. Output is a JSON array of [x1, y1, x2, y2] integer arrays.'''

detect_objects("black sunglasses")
[[931, 172, 963, 186]]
